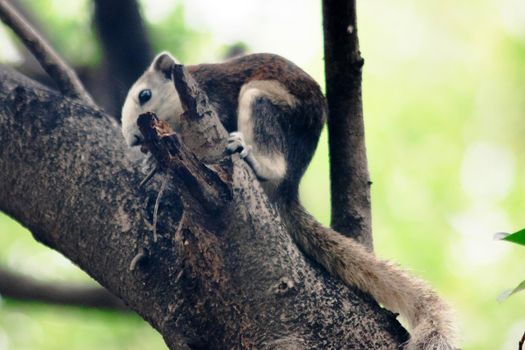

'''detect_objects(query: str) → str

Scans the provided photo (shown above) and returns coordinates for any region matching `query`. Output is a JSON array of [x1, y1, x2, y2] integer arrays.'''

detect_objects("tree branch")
[[0, 266, 128, 311], [322, 0, 373, 249], [0, 0, 96, 107], [0, 66, 407, 348]]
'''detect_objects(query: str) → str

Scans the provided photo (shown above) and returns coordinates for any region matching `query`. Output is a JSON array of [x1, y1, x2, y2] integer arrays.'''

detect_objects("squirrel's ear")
[[151, 51, 177, 79]]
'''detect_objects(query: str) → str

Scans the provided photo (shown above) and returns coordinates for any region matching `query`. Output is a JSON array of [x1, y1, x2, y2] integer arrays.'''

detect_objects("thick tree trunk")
[[323, 0, 373, 249], [0, 66, 407, 349]]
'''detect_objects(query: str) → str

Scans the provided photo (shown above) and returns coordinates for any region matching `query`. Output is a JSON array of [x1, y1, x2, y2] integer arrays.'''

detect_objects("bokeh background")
[[1, 0, 525, 349]]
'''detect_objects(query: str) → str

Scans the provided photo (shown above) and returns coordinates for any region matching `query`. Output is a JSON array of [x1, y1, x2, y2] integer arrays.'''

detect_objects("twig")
[[519, 330, 525, 350], [152, 174, 169, 242], [139, 164, 159, 188], [0, 0, 96, 107], [174, 270, 184, 284], [175, 207, 186, 237], [129, 247, 145, 272]]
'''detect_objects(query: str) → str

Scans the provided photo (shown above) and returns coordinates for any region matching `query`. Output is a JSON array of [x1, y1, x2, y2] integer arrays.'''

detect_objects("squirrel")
[[121, 52, 457, 350]]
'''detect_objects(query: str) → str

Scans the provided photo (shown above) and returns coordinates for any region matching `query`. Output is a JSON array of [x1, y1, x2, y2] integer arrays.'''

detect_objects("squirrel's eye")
[[138, 89, 152, 105]]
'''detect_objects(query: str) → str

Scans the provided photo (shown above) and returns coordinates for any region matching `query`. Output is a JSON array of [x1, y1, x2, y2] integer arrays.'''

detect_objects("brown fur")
[[279, 200, 457, 350], [188, 53, 325, 133]]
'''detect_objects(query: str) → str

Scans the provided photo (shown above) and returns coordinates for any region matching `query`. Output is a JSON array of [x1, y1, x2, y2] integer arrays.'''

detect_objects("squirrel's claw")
[[226, 131, 252, 158]]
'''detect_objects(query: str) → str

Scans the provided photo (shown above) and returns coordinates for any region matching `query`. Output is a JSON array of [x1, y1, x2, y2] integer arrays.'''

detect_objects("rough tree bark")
[[0, 0, 128, 311], [323, 0, 373, 249], [0, 65, 408, 348], [0, 0, 135, 304]]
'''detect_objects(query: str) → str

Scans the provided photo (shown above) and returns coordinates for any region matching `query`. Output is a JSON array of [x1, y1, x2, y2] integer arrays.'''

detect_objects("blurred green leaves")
[[17, 0, 100, 65], [145, 4, 211, 63]]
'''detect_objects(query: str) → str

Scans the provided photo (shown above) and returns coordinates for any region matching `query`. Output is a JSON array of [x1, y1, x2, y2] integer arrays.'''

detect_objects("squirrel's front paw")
[[226, 131, 252, 158]]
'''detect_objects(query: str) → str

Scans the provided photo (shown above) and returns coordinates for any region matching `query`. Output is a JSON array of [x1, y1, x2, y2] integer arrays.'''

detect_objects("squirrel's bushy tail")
[[279, 201, 457, 350]]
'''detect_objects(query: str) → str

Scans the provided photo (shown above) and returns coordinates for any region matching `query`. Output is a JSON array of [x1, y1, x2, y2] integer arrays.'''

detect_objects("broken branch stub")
[[172, 64, 228, 163], [136, 112, 174, 169], [137, 112, 232, 214]]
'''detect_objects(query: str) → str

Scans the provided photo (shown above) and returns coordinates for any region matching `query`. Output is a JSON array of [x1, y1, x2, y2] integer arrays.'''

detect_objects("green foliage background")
[[1, 0, 525, 349]]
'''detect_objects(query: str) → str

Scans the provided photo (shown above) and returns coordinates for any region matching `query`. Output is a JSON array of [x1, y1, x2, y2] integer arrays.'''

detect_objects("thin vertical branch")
[[322, 0, 373, 249]]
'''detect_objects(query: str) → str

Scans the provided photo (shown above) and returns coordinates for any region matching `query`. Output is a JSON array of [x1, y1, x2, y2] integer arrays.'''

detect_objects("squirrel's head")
[[121, 52, 184, 148]]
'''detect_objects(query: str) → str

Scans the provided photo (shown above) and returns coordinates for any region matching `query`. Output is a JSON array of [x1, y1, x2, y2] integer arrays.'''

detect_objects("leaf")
[[498, 280, 525, 302], [495, 228, 525, 246]]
